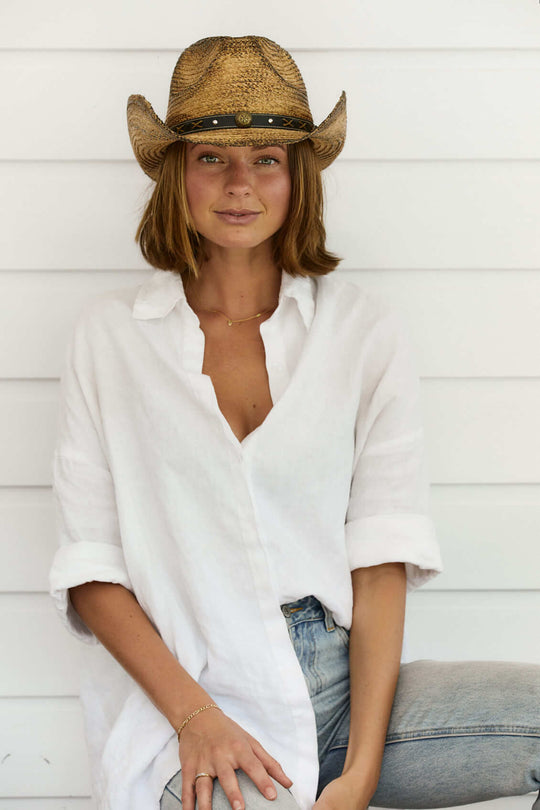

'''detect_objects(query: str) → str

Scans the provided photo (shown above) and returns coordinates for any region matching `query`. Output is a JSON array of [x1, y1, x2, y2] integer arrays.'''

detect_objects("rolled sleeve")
[[345, 514, 441, 591], [49, 315, 133, 643], [50, 538, 133, 643], [345, 306, 443, 591]]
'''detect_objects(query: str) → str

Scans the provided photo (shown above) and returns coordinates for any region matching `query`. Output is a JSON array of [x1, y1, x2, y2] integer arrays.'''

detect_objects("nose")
[[223, 160, 252, 196]]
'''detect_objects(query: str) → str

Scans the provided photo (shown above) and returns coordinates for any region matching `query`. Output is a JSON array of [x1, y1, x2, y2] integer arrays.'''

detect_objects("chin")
[[204, 232, 274, 251]]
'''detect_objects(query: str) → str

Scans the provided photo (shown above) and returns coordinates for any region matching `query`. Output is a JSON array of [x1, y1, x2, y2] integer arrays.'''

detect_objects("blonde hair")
[[135, 139, 340, 278]]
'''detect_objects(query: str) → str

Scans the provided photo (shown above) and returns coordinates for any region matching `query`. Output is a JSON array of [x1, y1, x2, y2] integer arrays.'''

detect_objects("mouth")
[[216, 209, 260, 216], [214, 209, 261, 224]]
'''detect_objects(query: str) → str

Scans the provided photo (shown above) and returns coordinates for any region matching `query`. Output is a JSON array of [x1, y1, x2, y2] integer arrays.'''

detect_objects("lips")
[[214, 209, 261, 225], [216, 209, 260, 216]]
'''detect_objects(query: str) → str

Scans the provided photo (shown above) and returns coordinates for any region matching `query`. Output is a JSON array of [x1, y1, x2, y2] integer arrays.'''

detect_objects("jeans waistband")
[[280, 594, 336, 632]]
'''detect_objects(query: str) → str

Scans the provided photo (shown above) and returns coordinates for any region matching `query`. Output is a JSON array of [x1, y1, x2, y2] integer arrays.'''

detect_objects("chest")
[[199, 320, 274, 443]]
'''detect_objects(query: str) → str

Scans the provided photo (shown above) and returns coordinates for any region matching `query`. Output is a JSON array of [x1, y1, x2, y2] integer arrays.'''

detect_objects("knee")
[[161, 769, 301, 810]]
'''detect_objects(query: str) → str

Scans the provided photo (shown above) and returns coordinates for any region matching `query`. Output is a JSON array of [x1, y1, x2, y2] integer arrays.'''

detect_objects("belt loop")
[[322, 602, 335, 632]]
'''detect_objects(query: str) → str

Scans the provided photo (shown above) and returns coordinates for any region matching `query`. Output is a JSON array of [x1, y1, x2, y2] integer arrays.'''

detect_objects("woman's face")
[[184, 143, 291, 252]]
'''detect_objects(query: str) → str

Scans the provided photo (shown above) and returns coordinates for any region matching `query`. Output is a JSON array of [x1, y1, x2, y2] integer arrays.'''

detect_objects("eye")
[[198, 153, 221, 164], [257, 156, 279, 165]]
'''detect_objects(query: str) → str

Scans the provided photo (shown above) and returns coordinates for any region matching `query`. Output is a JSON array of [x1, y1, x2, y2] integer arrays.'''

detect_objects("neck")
[[183, 243, 282, 317]]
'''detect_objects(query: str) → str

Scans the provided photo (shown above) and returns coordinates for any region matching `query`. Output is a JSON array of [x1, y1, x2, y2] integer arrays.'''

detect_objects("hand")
[[312, 774, 371, 810], [178, 708, 293, 810]]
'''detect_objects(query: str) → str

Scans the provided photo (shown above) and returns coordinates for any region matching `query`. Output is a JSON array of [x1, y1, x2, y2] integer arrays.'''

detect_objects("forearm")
[[341, 562, 407, 797], [69, 581, 214, 731]]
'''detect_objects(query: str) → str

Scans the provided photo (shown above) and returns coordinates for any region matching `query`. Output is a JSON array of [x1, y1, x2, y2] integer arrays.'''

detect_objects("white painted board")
[[3, 0, 540, 49], [2, 269, 540, 379], [3, 51, 540, 161], [2, 162, 540, 271]]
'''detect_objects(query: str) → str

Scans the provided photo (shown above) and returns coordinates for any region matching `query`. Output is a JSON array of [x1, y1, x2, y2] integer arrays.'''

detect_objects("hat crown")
[[165, 35, 313, 129]]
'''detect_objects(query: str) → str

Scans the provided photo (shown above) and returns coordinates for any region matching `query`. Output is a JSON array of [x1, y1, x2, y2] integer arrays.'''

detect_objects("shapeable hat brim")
[[127, 90, 347, 181]]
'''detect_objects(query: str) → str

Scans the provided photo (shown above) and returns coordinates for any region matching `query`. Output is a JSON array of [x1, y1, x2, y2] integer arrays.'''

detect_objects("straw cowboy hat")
[[127, 35, 347, 181]]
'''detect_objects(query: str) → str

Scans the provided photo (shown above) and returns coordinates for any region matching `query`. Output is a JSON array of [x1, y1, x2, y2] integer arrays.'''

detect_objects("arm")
[[69, 580, 213, 731], [313, 308, 441, 810], [69, 581, 293, 810], [313, 562, 406, 810], [341, 562, 406, 803]]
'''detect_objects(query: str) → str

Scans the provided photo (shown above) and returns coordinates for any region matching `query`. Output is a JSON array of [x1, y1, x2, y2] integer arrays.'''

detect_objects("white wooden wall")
[[1, 1, 539, 807]]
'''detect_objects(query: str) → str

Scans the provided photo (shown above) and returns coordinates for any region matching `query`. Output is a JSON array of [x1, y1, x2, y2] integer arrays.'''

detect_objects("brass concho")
[[235, 112, 253, 128]]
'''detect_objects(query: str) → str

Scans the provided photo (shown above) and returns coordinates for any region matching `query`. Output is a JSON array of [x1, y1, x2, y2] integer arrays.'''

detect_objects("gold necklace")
[[199, 307, 276, 326]]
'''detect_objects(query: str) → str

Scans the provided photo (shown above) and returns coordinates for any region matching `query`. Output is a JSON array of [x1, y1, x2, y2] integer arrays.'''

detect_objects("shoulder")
[[314, 271, 407, 339], [65, 279, 144, 367], [72, 279, 143, 335]]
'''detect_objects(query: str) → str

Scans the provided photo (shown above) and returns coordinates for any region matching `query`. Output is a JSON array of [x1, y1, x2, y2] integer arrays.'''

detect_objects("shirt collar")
[[132, 268, 315, 330]]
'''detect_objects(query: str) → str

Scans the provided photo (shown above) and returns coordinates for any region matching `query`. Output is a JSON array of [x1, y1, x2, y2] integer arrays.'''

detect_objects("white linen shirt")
[[49, 267, 443, 810]]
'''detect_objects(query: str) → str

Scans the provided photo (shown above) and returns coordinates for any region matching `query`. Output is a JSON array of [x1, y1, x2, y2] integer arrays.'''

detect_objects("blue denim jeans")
[[161, 594, 540, 809]]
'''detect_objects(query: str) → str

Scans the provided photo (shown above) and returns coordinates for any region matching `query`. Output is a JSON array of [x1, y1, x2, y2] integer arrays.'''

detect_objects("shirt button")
[[281, 605, 291, 617]]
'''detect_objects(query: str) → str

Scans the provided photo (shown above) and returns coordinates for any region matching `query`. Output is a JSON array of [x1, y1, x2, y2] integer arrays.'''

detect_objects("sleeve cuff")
[[345, 513, 443, 592], [49, 542, 134, 644]]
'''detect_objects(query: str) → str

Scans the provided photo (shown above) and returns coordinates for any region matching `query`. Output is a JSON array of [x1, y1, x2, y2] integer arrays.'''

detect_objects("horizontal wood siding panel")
[[349, 269, 540, 379], [3, 51, 540, 161], [0, 488, 56, 592], [405, 591, 540, 664], [0, 595, 83, 695], [427, 485, 540, 591], [422, 379, 540, 484], [1, 378, 539, 486], [0, 697, 90, 796], [2, 162, 540, 271], [0, 801, 94, 809], [324, 162, 540, 271], [3, 591, 539, 691], [0, 270, 146, 379], [3, 269, 540, 379], [3, 0, 540, 49], [2, 485, 539, 593], [0, 381, 58, 486]]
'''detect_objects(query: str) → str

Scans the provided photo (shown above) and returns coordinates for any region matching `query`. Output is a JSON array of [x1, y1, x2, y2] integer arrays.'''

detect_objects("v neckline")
[[205, 374, 268, 450], [175, 271, 317, 452], [189, 307, 317, 453], [198, 335, 279, 452]]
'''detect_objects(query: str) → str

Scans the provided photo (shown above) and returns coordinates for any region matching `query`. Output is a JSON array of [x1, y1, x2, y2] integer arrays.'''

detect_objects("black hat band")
[[171, 112, 314, 135]]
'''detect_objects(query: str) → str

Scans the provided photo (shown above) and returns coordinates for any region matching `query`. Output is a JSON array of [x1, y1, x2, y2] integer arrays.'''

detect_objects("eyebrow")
[[255, 144, 286, 151]]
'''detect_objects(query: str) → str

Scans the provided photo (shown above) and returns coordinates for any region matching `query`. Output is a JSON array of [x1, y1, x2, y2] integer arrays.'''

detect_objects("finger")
[[180, 768, 199, 810], [214, 764, 248, 810], [236, 754, 279, 801], [249, 739, 294, 787], [195, 774, 216, 810]]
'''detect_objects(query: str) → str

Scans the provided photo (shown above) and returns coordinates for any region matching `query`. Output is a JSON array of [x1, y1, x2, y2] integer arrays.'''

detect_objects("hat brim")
[[127, 91, 346, 181]]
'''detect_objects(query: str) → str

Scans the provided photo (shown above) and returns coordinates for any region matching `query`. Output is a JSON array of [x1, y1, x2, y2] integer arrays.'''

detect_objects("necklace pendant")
[[227, 319, 233, 326]]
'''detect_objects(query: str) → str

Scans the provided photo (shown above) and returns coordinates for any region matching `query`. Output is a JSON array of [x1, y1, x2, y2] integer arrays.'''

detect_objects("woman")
[[49, 35, 540, 810]]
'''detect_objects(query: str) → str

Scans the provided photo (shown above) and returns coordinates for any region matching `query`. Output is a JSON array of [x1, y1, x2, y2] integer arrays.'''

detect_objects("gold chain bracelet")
[[176, 703, 222, 741]]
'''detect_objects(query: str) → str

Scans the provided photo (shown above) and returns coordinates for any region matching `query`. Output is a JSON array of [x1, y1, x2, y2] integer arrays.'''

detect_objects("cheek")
[[185, 183, 198, 213], [184, 171, 209, 215], [269, 174, 292, 218]]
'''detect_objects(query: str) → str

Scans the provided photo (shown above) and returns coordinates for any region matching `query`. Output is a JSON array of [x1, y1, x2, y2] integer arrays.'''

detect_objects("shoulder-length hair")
[[135, 139, 341, 278]]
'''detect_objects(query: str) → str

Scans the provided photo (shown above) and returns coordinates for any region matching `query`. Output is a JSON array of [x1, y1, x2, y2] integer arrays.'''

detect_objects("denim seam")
[[385, 725, 540, 743], [164, 783, 182, 801], [386, 731, 540, 744], [326, 727, 540, 753]]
